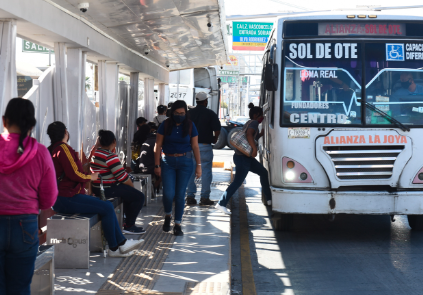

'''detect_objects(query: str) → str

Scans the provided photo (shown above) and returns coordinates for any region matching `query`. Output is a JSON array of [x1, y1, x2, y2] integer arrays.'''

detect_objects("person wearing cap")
[[186, 92, 221, 205], [153, 105, 168, 126]]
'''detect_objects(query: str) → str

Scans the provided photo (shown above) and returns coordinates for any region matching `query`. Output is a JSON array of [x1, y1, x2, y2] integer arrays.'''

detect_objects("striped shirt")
[[90, 148, 129, 188]]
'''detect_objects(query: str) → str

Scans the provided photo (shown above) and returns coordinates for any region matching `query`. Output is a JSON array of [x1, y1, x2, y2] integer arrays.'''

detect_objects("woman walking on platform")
[[154, 100, 202, 236], [0, 98, 57, 295], [215, 103, 272, 215]]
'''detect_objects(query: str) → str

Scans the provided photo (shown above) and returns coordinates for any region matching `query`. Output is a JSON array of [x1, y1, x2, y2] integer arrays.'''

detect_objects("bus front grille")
[[323, 146, 404, 180]]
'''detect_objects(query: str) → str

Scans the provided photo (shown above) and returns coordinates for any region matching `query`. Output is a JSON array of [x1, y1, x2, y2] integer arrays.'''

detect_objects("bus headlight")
[[285, 171, 295, 180], [282, 157, 313, 183]]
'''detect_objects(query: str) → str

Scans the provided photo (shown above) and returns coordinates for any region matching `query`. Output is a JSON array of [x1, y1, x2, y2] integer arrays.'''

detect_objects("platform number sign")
[[386, 44, 404, 61]]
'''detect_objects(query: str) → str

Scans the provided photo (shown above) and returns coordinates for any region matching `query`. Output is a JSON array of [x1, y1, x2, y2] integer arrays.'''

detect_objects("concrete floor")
[[53, 149, 233, 294], [236, 172, 423, 295]]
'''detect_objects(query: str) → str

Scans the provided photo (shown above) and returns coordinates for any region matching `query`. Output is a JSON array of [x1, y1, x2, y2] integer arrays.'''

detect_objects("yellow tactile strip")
[[98, 207, 176, 294]]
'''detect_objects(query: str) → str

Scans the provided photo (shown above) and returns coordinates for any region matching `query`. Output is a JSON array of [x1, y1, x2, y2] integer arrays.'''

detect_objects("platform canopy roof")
[[49, 0, 228, 70]]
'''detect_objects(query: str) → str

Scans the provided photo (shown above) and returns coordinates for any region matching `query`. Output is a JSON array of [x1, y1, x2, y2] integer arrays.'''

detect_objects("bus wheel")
[[407, 215, 423, 231], [213, 128, 228, 149], [227, 127, 242, 150], [272, 213, 293, 231]]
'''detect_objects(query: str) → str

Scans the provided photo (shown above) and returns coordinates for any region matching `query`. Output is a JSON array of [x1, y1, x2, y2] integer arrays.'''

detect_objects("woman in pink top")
[[0, 98, 57, 295]]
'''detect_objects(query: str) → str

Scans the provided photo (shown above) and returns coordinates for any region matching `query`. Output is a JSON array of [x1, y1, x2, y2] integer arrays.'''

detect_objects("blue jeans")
[[187, 144, 214, 199], [0, 214, 39, 295], [53, 195, 125, 249], [161, 153, 194, 224], [218, 154, 272, 207]]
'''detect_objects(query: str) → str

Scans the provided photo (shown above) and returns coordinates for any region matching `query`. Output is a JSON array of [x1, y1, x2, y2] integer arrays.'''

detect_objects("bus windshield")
[[282, 42, 362, 125], [282, 41, 423, 127]]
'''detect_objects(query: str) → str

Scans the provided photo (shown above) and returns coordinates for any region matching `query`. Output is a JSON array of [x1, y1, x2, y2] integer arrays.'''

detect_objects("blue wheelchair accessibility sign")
[[386, 44, 404, 61]]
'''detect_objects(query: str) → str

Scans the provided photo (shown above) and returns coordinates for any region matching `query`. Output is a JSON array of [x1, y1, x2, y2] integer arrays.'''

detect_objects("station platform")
[[53, 167, 232, 295]]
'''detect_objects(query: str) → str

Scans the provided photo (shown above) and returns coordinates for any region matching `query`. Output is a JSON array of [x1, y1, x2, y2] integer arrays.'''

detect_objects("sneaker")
[[215, 203, 231, 215], [186, 197, 197, 205], [200, 198, 215, 206], [163, 215, 171, 232], [267, 200, 272, 206], [123, 225, 146, 235], [173, 224, 184, 236], [108, 249, 135, 258], [119, 239, 144, 254]]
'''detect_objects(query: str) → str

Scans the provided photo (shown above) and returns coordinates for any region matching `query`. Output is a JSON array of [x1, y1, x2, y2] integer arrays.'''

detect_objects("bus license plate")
[[288, 128, 310, 139]]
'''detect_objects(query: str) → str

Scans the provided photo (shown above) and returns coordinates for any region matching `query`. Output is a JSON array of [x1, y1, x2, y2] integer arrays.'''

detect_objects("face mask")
[[173, 115, 185, 123], [257, 117, 264, 124], [401, 81, 411, 89]]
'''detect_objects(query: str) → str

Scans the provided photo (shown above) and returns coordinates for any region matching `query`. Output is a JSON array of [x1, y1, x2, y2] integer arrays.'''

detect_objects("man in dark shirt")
[[186, 92, 221, 205]]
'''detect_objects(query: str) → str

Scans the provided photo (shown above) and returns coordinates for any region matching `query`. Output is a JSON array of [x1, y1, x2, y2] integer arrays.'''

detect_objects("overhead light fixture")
[[357, 15, 366, 18], [368, 15, 377, 18], [346, 15, 355, 18]]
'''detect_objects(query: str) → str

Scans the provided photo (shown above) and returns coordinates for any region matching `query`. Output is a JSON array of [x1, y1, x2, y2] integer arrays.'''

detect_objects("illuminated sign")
[[318, 23, 406, 36], [232, 22, 273, 51], [288, 43, 358, 59]]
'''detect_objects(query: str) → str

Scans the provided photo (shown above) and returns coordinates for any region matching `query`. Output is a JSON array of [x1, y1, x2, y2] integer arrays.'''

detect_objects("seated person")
[[47, 122, 143, 258], [139, 122, 161, 192], [91, 130, 146, 234], [131, 118, 150, 173], [394, 73, 423, 96]]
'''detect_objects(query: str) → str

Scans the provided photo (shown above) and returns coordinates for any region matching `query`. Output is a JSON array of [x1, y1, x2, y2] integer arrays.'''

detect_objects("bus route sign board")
[[22, 40, 51, 53], [218, 70, 239, 76], [232, 22, 273, 51]]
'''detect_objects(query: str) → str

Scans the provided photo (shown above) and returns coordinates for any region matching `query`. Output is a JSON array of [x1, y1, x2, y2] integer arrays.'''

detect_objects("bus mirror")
[[265, 64, 278, 91]]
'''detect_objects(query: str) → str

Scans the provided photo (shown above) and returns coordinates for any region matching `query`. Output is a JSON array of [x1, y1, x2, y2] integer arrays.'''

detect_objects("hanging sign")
[[232, 22, 273, 51], [22, 40, 51, 53]]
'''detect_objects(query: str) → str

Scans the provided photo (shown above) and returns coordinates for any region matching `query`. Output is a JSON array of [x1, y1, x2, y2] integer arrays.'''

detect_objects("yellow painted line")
[[212, 162, 225, 168], [238, 185, 257, 295]]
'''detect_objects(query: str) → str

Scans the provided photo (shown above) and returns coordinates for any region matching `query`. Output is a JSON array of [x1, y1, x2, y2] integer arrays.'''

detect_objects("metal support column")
[[143, 78, 155, 121], [0, 20, 17, 133], [128, 72, 139, 160], [53, 42, 69, 126]]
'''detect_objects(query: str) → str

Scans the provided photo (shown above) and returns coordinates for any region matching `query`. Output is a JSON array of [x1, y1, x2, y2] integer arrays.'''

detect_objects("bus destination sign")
[[318, 23, 406, 36]]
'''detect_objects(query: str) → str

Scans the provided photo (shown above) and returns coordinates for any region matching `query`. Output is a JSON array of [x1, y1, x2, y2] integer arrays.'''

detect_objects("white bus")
[[259, 10, 423, 230]]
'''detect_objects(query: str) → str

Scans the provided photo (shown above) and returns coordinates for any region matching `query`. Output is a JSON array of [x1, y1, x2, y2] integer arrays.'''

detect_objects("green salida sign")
[[22, 40, 51, 53]]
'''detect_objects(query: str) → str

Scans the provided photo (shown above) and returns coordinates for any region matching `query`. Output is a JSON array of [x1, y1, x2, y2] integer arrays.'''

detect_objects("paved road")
[[231, 173, 423, 295]]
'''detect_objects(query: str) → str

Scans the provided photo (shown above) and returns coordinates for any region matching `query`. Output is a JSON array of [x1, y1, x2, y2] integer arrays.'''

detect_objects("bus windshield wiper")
[[365, 102, 410, 132]]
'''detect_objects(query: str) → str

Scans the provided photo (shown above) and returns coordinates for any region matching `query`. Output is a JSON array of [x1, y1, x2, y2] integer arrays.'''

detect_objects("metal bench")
[[132, 174, 153, 205], [46, 197, 122, 269], [30, 245, 54, 295]]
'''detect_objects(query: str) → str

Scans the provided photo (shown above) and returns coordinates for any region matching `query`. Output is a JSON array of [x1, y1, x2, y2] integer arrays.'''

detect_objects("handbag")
[[229, 120, 257, 157]]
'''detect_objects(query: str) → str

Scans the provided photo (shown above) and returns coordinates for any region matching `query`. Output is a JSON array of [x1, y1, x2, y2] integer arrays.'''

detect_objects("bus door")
[[260, 44, 278, 170]]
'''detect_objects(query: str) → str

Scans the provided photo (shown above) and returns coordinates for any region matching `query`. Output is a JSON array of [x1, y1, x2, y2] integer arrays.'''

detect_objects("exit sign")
[[22, 40, 52, 53]]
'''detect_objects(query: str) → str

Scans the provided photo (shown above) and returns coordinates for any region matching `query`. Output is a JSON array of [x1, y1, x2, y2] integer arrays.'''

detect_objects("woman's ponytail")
[[3, 98, 36, 154]]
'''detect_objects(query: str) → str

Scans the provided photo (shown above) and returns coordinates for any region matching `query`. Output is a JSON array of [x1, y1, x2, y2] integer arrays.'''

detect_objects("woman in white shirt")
[[154, 105, 168, 126]]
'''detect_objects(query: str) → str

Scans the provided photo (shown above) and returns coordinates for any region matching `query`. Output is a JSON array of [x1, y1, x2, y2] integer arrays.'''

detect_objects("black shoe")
[[173, 224, 184, 236], [199, 198, 215, 206], [163, 216, 171, 232], [186, 197, 197, 205]]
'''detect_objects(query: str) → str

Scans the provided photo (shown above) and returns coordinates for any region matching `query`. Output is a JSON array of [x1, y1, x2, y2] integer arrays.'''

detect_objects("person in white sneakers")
[[215, 104, 272, 215]]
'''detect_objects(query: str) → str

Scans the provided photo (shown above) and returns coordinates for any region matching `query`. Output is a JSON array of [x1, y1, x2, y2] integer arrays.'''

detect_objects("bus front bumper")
[[271, 187, 423, 215]]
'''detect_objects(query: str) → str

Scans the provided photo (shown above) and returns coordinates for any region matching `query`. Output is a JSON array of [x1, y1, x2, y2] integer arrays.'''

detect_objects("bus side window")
[[260, 51, 269, 107]]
